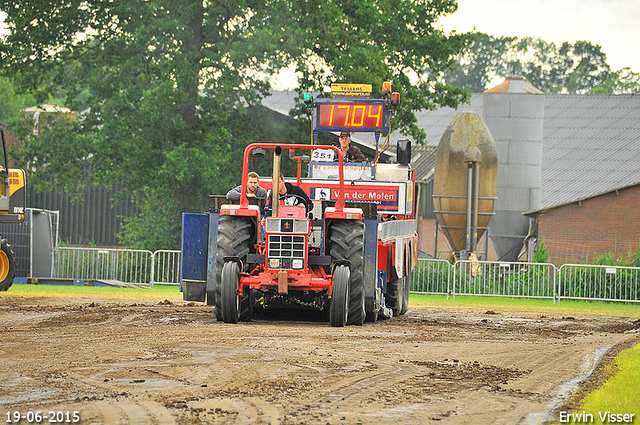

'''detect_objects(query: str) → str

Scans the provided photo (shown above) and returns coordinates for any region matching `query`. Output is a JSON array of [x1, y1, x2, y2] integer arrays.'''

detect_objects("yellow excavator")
[[0, 128, 26, 291]]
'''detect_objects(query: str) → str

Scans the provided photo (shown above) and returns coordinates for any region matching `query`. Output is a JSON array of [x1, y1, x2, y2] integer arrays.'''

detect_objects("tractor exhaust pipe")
[[272, 146, 283, 217]]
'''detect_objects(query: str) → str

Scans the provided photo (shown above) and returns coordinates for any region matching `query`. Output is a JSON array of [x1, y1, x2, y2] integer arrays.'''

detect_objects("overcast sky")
[[438, 0, 640, 73]]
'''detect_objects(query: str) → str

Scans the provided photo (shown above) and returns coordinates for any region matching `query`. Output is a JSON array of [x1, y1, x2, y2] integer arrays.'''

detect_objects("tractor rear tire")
[[386, 276, 405, 317], [329, 220, 365, 326], [330, 265, 350, 327], [214, 216, 253, 321], [220, 261, 240, 323], [0, 239, 16, 292], [400, 275, 410, 315]]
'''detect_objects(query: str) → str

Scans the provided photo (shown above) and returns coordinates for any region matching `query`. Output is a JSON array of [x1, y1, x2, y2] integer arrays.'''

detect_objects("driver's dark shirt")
[[343, 144, 366, 162]]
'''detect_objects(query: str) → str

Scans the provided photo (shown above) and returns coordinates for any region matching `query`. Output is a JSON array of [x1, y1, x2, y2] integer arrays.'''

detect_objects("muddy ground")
[[1, 296, 639, 425]]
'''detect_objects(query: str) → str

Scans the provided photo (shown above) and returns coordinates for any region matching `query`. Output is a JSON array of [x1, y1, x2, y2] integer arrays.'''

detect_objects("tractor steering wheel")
[[279, 193, 306, 207]]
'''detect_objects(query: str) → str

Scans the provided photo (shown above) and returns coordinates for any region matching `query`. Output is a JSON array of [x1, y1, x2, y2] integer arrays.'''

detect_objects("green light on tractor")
[[303, 92, 313, 108]]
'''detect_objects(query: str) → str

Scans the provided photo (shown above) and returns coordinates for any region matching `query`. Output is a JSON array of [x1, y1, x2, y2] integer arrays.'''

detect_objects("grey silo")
[[483, 76, 545, 261]]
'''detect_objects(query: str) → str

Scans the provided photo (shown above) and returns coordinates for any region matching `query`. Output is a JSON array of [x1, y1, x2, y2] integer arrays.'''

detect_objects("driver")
[[226, 171, 268, 202], [268, 173, 313, 214], [337, 131, 366, 162]]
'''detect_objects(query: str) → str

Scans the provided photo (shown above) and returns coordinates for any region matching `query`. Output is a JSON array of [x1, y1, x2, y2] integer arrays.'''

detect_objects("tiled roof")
[[262, 91, 640, 210], [538, 94, 640, 210]]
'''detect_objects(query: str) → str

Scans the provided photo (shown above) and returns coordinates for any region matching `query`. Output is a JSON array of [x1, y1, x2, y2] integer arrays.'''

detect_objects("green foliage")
[[522, 39, 611, 94], [442, 33, 517, 92], [54, 248, 153, 284], [632, 241, 640, 268], [413, 259, 556, 298], [0, 0, 472, 248], [590, 67, 640, 94], [532, 238, 550, 264], [284, 0, 473, 143], [557, 246, 640, 301], [411, 259, 456, 294], [460, 263, 555, 298], [0, 77, 37, 122], [117, 192, 184, 251], [503, 264, 555, 297], [414, 240, 640, 301], [412, 259, 554, 298]]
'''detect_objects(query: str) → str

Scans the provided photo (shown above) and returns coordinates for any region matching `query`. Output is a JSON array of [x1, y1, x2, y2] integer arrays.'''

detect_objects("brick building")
[[525, 183, 640, 265]]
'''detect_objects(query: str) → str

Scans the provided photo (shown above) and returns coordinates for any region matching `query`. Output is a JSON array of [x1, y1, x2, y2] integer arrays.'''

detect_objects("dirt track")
[[1, 296, 639, 425]]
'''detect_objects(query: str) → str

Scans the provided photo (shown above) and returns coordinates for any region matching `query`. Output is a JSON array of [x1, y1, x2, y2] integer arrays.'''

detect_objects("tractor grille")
[[267, 235, 306, 270]]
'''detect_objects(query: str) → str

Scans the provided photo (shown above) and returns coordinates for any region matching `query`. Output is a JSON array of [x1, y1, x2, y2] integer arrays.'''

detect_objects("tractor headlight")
[[292, 259, 304, 269], [265, 218, 279, 233], [269, 258, 280, 269]]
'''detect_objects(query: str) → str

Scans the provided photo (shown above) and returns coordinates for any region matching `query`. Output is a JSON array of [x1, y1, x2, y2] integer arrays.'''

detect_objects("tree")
[[590, 67, 640, 94], [0, 77, 36, 122], [0, 0, 472, 249], [508, 38, 611, 94], [442, 33, 517, 92], [445, 33, 638, 94]]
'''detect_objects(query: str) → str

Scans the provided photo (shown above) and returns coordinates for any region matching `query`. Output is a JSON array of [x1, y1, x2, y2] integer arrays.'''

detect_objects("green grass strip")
[[409, 294, 640, 318], [552, 342, 640, 424], [1, 283, 183, 301], [578, 342, 640, 422]]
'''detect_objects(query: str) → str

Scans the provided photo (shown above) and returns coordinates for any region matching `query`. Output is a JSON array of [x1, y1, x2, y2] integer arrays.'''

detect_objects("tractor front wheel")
[[330, 265, 350, 327], [220, 262, 241, 323], [214, 216, 253, 321]]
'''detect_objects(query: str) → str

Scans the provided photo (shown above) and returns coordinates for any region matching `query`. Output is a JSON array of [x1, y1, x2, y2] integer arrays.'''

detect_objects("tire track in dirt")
[[184, 397, 283, 424], [321, 362, 425, 423], [81, 399, 177, 425], [523, 346, 610, 425]]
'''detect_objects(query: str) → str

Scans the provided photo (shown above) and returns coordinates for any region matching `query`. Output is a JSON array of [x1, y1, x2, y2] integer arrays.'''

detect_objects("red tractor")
[[214, 143, 368, 326], [181, 85, 417, 326]]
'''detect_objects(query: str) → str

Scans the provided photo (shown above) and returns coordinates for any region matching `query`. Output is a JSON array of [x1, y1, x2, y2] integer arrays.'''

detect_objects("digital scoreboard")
[[312, 98, 389, 133]]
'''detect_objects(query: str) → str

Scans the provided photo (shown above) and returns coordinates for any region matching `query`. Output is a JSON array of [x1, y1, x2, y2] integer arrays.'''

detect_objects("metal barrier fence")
[[151, 250, 182, 285], [50, 249, 640, 303], [557, 264, 640, 303], [53, 247, 182, 286], [411, 258, 557, 300], [411, 259, 453, 295], [412, 258, 640, 303], [453, 260, 557, 300]]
